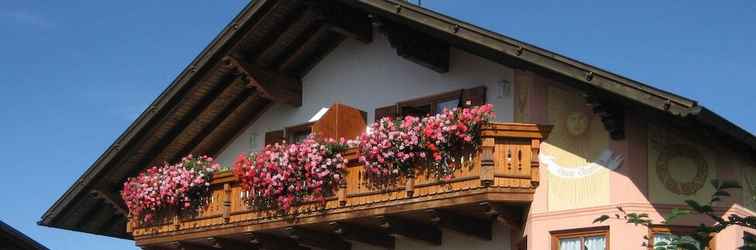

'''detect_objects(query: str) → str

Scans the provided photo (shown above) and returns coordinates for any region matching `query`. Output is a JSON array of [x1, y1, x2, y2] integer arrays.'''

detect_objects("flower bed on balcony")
[[122, 105, 495, 220], [232, 137, 350, 212], [358, 104, 494, 182], [121, 155, 220, 223]]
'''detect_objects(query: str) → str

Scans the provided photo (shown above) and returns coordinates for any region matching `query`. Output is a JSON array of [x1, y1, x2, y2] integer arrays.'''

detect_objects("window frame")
[[374, 86, 487, 121], [648, 225, 715, 250], [397, 89, 463, 117], [551, 226, 610, 250]]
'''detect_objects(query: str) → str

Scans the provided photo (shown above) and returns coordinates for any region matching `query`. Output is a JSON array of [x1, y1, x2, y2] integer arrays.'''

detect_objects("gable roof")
[[40, 0, 756, 239], [0, 221, 48, 250]]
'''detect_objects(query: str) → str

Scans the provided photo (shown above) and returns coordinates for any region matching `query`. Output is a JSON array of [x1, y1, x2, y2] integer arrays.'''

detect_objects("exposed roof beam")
[[107, 62, 235, 187], [329, 222, 395, 249], [234, 0, 305, 57], [257, 8, 324, 68], [191, 94, 270, 156], [148, 74, 247, 164], [89, 189, 127, 216], [377, 216, 441, 245], [279, 24, 332, 74], [80, 205, 114, 234], [225, 55, 302, 107], [284, 227, 351, 250], [174, 86, 258, 158], [296, 33, 345, 77], [382, 20, 449, 73], [315, 1, 373, 44]]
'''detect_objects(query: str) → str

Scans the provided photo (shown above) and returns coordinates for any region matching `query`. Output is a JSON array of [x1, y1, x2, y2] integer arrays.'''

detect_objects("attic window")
[[375, 86, 486, 120]]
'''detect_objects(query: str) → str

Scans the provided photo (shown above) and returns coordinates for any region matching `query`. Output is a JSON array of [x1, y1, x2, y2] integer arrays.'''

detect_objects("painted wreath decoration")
[[232, 136, 349, 212], [358, 104, 494, 182], [121, 155, 220, 223]]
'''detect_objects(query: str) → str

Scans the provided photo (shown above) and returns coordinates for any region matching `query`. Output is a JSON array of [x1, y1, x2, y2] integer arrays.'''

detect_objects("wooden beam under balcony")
[[247, 232, 310, 250], [167, 242, 214, 250], [377, 216, 441, 245], [329, 222, 395, 249], [224, 55, 302, 107], [426, 209, 493, 241], [285, 227, 351, 250], [207, 237, 252, 250]]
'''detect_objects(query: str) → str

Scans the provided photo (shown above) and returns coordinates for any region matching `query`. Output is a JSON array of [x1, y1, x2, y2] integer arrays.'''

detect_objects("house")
[[39, 0, 756, 249], [1, 220, 48, 250]]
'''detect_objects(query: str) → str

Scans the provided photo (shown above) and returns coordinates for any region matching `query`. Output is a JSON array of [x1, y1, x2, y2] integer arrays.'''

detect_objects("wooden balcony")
[[130, 122, 551, 250]]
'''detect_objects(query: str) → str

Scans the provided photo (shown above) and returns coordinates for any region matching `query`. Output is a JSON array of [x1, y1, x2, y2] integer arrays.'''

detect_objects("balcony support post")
[[480, 137, 495, 187]]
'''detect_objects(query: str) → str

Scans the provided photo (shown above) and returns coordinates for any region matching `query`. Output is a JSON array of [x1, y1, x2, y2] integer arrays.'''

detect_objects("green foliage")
[[594, 179, 756, 250]]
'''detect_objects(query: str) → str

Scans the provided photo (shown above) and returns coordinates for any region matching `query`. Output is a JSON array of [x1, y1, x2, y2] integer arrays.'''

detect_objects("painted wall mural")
[[648, 124, 718, 204], [542, 86, 613, 211], [540, 149, 623, 178]]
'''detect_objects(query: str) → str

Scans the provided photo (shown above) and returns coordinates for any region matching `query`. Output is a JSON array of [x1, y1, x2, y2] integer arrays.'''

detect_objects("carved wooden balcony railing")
[[130, 122, 551, 249]]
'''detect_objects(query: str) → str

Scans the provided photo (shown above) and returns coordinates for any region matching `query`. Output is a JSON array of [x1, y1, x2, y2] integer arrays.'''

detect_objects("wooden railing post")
[[530, 138, 541, 187], [338, 179, 347, 206], [223, 183, 231, 223], [126, 215, 133, 233], [480, 137, 495, 187], [405, 173, 415, 197]]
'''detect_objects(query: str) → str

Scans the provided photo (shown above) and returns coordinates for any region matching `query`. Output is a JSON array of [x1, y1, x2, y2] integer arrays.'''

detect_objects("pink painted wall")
[[516, 70, 755, 249]]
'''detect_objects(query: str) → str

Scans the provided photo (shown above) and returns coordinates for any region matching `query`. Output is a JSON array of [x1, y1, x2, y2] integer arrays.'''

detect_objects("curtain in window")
[[584, 236, 607, 250], [654, 232, 701, 250], [559, 238, 581, 250]]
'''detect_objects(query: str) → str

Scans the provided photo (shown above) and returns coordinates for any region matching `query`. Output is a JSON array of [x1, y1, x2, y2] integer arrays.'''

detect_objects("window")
[[375, 86, 486, 120], [649, 226, 713, 250], [284, 122, 314, 144], [551, 227, 608, 250], [264, 122, 314, 146], [745, 232, 755, 249]]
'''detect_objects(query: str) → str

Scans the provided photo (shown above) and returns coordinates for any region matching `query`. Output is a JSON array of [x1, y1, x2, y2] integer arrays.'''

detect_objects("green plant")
[[594, 179, 756, 250]]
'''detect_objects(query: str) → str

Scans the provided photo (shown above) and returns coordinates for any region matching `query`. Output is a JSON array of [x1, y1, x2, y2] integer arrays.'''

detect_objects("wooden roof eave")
[[341, 0, 696, 115], [38, 0, 276, 234]]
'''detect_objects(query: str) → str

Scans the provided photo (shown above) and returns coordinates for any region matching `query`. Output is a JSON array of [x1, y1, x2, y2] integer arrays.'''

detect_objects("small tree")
[[594, 180, 756, 250]]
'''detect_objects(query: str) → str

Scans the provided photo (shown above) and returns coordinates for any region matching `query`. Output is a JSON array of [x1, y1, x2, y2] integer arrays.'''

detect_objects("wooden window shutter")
[[374, 105, 398, 121], [264, 130, 285, 145], [461, 86, 486, 107]]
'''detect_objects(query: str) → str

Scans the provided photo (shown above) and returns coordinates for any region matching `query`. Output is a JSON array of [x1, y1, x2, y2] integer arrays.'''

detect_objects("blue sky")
[[0, 1, 753, 249]]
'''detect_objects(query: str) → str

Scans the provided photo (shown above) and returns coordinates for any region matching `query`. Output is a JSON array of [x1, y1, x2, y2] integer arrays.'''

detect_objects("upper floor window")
[[375, 86, 486, 120], [551, 227, 608, 250]]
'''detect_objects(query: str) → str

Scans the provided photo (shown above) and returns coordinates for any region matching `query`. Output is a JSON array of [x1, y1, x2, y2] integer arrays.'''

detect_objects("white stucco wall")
[[216, 31, 514, 166]]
